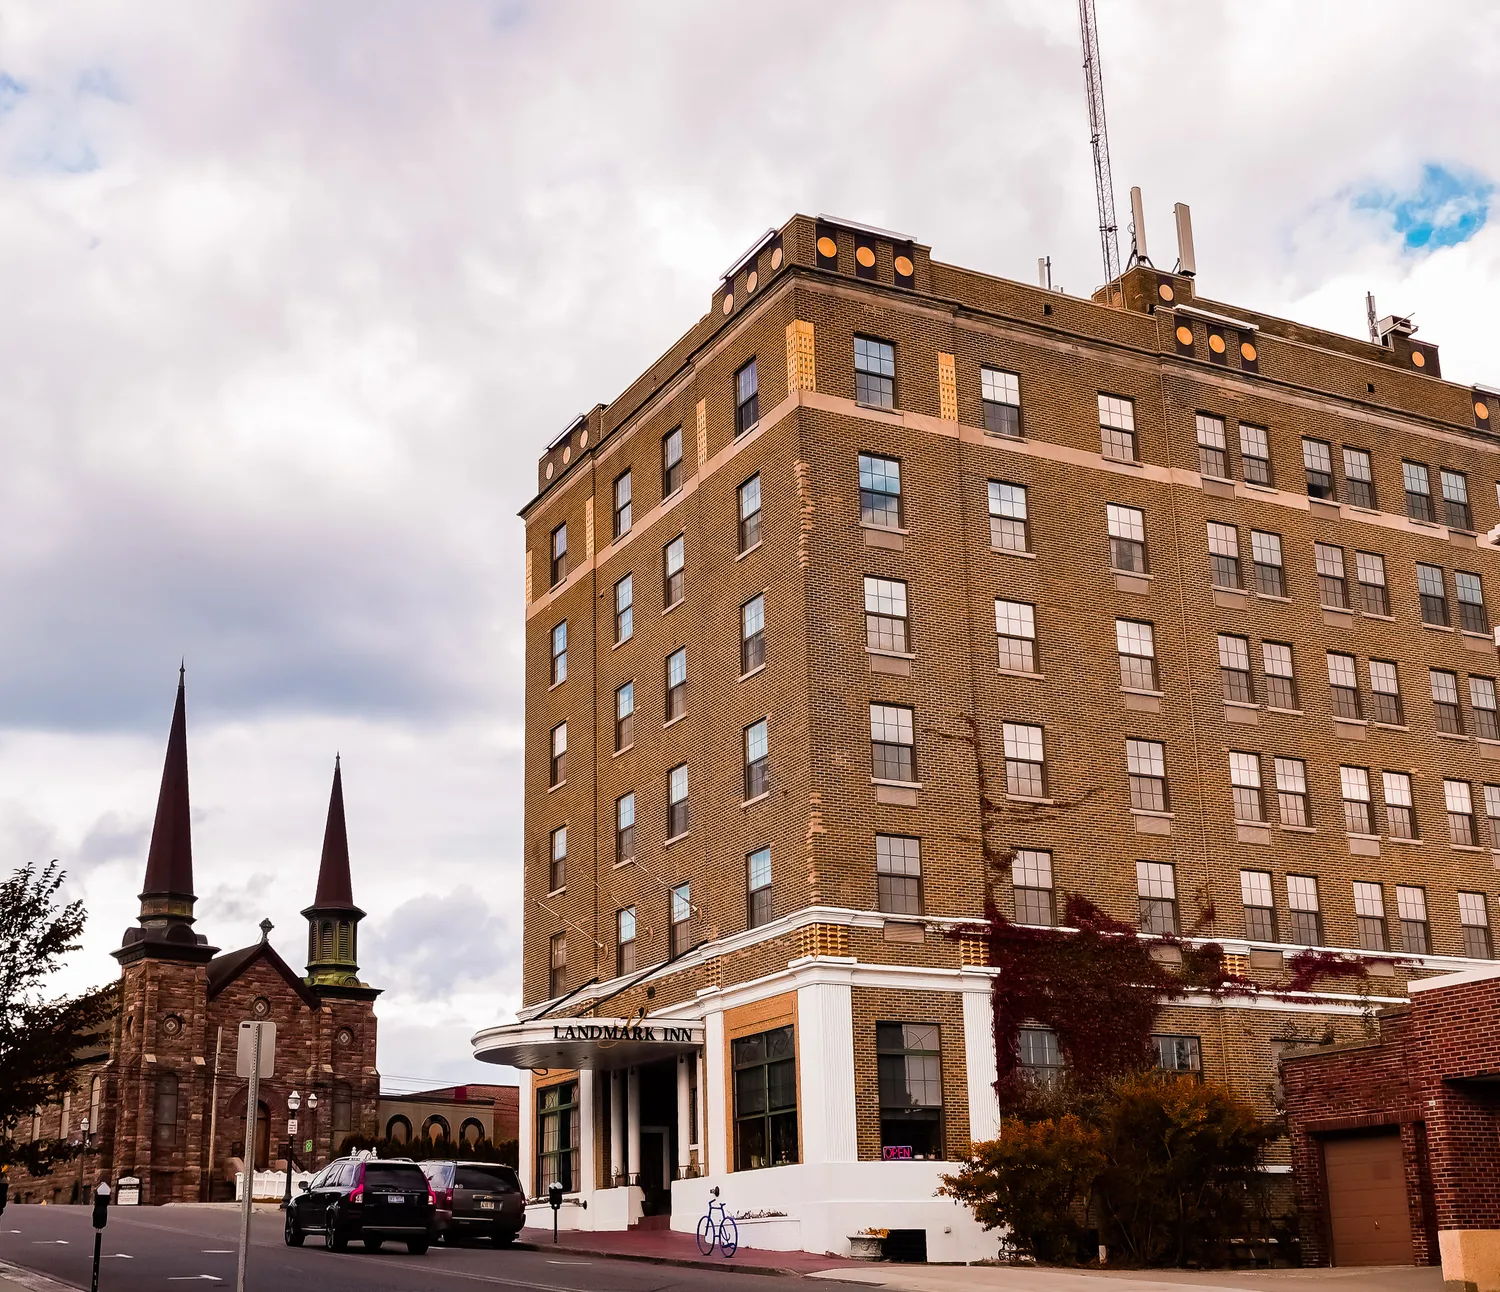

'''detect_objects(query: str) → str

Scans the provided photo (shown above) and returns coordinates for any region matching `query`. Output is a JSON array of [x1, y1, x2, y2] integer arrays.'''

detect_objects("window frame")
[[1098, 393, 1137, 462], [665, 647, 687, 721], [732, 1025, 798, 1171], [615, 792, 635, 867], [667, 764, 689, 840], [1127, 738, 1169, 813], [613, 469, 632, 540], [617, 907, 637, 976], [980, 367, 1022, 438], [1251, 530, 1286, 597], [1107, 503, 1147, 574], [614, 572, 634, 644], [549, 722, 566, 788], [737, 474, 762, 554], [997, 600, 1039, 675], [746, 847, 773, 929], [548, 825, 566, 893], [858, 453, 904, 529], [1239, 422, 1271, 486], [853, 335, 896, 409], [871, 703, 917, 784], [735, 359, 760, 437], [550, 620, 567, 686], [1196, 413, 1229, 479], [743, 719, 769, 801], [1013, 848, 1055, 926], [988, 480, 1030, 553], [1003, 722, 1047, 799], [549, 522, 568, 587], [1403, 460, 1435, 522], [741, 594, 766, 675], [866, 577, 910, 654], [1116, 618, 1158, 692], [614, 680, 635, 752], [876, 834, 922, 915], [1136, 860, 1179, 935], [662, 534, 685, 609], [1207, 521, 1242, 589], [662, 426, 683, 498], [876, 1022, 945, 1159]]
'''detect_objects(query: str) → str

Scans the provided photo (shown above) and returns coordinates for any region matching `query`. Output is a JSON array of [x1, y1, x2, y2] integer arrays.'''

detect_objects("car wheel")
[[407, 1239, 430, 1255], [284, 1212, 304, 1248], [325, 1210, 348, 1252]]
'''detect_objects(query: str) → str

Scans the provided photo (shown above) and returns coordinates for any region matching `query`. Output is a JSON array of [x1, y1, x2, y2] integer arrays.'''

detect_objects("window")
[[1154, 1035, 1202, 1078], [1229, 751, 1264, 822], [735, 359, 760, 435], [613, 470, 632, 539], [1343, 447, 1375, 508], [738, 594, 768, 674], [1382, 771, 1417, 840], [1341, 766, 1374, 834], [154, 1072, 179, 1147], [549, 522, 568, 587], [1369, 660, 1403, 726], [1098, 394, 1137, 461], [1018, 1027, 1064, 1087], [548, 933, 566, 997], [872, 704, 916, 783], [1487, 785, 1500, 848], [1218, 634, 1254, 704], [877, 1023, 944, 1158], [997, 600, 1039, 674], [1251, 530, 1286, 596], [1447, 779, 1478, 846], [1315, 543, 1349, 609], [614, 573, 634, 643], [670, 882, 692, 956], [1397, 885, 1430, 953], [988, 481, 1029, 552], [1240, 423, 1271, 486], [615, 793, 635, 866], [665, 647, 687, 721], [744, 719, 769, 800], [1442, 469, 1473, 530], [1287, 875, 1322, 945], [1241, 869, 1276, 941], [549, 826, 566, 892], [1355, 551, 1389, 615], [1403, 461, 1435, 521], [981, 368, 1022, 437], [746, 847, 772, 928], [1275, 757, 1310, 828], [549, 723, 566, 787], [1127, 739, 1168, 812], [536, 1081, 578, 1193], [550, 621, 567, 685], [738, 475, 762, 553], [1137, 860, 1178, 934], [1207, 522, 1241, 589], [1327, 652, 1362, 720], [733, 1026, 797, 1171], [1472, 677, 1500, 740], [617, 908, 636, 975], [667, 765, 689, 839], [1353, 882, 1388, 951], [854, 336, 896, 408], [663, 535, 685, 608], [1302, 439, 1334, 498], [1107, 503, 1147, 573], [1004, 723, 1046, 798], [1116, 619, 1157, 691], [662, 426, 683, 497], [1460, 892, 1493, 958], [866, 577, 909, 653], [858, 453, 903, 528], [876, 834, 922, 915], [1418, 562, 1449, 625], [1432, 669, 1464, 734], [615, 681, 635, 751], [1197, 413, 1229, 478], [1457, 571, 1488, 634], [1014, 849, 1055, 926]]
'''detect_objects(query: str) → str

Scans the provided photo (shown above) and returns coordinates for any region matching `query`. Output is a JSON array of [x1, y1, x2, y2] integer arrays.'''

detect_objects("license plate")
[[386, 1195, 405, 1203], [479, 1201, 495, 1211]]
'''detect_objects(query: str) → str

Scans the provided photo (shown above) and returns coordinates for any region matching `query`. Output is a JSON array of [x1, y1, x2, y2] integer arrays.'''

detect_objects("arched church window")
[[331, 1082, 352, 1152], [90, 1075, 102, 1132], [386, 1115, 411, 1145], [154, 1072, 179, 1147]]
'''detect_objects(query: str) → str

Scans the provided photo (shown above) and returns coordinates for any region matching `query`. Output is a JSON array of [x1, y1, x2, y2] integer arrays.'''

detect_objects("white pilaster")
[[626, 1066, 641, 1183], [796, 979, 858, 1164], [676, 1055, 692, 1179], [578, 1068, 596, 1195], [693, 1050, 706, 1171], [704, 1005, 727, 1176], [518, 1074, 536, 1198], [962, 981, 1001, 1144], [609, 1069, 625, 1186]]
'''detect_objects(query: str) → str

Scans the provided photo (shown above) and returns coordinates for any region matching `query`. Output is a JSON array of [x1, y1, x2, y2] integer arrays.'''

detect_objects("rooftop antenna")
[[1127, 186, 1151, 268], [1038, 256, 1053, 290], [1079, 0, 1121, 289], [1366, 291, 1379, 343]]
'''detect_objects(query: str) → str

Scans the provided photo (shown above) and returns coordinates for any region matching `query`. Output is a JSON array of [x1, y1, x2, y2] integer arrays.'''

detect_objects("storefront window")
[[876, 1022, 943, 1159], [733, 1026, 797, 1171], [537, 1081, 579, 1193]]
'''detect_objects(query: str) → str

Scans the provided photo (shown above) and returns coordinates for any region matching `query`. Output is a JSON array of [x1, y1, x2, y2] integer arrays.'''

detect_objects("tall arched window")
[[423, 1115, 451, 1144], [89, 1075, 101, 1133], [331, 1082, 352, 1153], [386, 1115, 411, 1145], [460, 1118, 484, 1146], [154, 1072, 179, 1147]]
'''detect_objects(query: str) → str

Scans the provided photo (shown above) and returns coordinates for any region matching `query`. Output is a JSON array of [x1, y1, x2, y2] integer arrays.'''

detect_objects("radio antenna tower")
[[1079, 0, 1121, 288]]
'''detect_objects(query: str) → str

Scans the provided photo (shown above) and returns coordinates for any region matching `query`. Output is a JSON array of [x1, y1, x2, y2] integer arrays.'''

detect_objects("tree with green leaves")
[[0, 861, 116, 1172]]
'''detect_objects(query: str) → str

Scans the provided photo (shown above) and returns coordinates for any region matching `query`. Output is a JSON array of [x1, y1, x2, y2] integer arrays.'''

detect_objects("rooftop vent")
[[1376, 314, 1417, 346]]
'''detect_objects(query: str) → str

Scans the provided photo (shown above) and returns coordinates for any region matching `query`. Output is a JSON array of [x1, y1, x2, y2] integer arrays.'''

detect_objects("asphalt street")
[[0, 1204, 809, 1292]]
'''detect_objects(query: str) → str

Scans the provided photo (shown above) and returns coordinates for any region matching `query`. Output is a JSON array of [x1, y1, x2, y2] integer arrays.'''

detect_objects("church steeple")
[[303, 757, 370, 991]]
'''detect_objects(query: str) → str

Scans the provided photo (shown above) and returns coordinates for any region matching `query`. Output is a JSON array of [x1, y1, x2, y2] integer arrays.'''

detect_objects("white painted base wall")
[[524, 1185, 644, 1233], [671, 1162, 998, 1263]]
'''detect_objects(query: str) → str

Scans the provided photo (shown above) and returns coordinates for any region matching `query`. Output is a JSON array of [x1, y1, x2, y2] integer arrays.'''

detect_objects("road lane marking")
[[201, 1250, 234, 1253], [102, 1253, 134, 1258], [166, 1277, 222, 1283], [30, 1241, 67, 1245]]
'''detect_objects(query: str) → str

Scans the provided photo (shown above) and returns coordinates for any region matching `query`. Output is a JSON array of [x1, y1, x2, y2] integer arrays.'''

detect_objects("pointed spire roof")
[[141, 665, 194, 900], [312, 755, 357, 909]]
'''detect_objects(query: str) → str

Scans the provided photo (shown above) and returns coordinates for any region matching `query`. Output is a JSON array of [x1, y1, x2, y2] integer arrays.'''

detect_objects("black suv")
[[285, 1156, 434, 1254], [419, 1160, 525, 1246]]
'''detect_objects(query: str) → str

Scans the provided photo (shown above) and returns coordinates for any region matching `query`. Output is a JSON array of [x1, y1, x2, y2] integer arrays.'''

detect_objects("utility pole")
[[1078, 0, 1121, 289], [234, 1020, 275, 1292]]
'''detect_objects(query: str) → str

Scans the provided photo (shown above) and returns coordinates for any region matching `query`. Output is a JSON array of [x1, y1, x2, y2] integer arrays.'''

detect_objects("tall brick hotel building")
[[474, 211, 1500, 1261]]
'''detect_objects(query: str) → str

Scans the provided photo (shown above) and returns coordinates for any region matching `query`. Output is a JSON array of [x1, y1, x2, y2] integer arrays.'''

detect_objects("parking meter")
[[548, 1181, 563, 1244], [93, 1181, 111, 1229]]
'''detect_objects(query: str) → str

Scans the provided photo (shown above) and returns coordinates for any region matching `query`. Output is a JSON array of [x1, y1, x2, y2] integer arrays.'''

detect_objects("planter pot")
[[849, 1235, 885, 1261]]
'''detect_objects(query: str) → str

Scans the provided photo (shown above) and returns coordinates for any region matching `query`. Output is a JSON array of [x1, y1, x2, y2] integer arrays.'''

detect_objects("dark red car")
[[419, 1160, 525, 1246]]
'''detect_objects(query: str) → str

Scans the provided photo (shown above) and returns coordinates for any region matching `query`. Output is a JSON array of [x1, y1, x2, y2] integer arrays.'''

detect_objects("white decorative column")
[[676, 1055, 692, 1179], [796, 978, 858, 1163], [518, 1075, 536, 1198], [704, 1006, 727, 1176], [693, 1050, 706, 1173], [963, 980, 1001, 1144], [626, 1066, 641, 1184], [609, 1069, 625, 1186], [578, 1069, 596, 1195]]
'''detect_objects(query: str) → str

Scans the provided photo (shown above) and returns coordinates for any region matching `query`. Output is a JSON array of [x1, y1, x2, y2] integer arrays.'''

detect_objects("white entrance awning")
[[472, 1017, 703, 1071]]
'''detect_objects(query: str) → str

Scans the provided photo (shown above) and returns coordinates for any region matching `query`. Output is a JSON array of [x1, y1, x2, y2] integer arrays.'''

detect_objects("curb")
[[0, 1258, 84, 1292], [513, 1239, 835, 1278]]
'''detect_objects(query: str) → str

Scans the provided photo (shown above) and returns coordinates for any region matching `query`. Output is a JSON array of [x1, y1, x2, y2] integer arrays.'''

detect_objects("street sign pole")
[[234, 1020, 274, 1292]]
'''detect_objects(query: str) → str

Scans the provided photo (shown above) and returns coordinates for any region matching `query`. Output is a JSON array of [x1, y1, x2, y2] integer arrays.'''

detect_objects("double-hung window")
[[1488, 785, 1500, 847], [1432, 668, 1464, 734], [1107, 504, 1147, 573], [550, 621, 568, 685], [617, 908, 636, 975], [1207, 522, 1241, 588], [854, 336, 895, 408], [1382, 771, 1417, 840], [614, 573, 634, 643], [1127, 738, 1168, 812], [662, 426, 683, 497], [615, 793, 635, 866], [866, 578, 909, 653], [615, 681, 635, 751], [1353, 882, 1388, 951], [735, 359, 760, 435], [1251, 530, 1286, 596], [1018, 1027, 1064, 1087], [664, 647, 686, 721], [741, 595, 766, 674], [1302, 439, 1334, 498], [1286, 875, 1322, 945], [1316, 543, 1349, 609], [746, 847, 772, 928], [1471, 676, 1500, 740], [1239, 423, 1271, 485], [1241, 869, 1276, 940], [549, 723, 567, 787], [1460, 892, 1494, 958], [1004, 723, 1046, 798], [670, 882, 692, 956], [548, 934, 567, 999], [743, 719, 769, 800], [1369, 660, 1403, 726], [877, 1023, 944, 1158], [988, 481, 1029, 552], [1197, 413, 1229, 478], [997, 600, 1038, 673], [1457, 571, 1488, 633], [667, 765, 689, 839], [1446, 779, 1479, 846], [1218, 634, 1254, 704], [738, 475, 762, 553], [981, 368, 1021, 437], [1327, 652, 1362, 719], [871, 704, 916, 783], [1155, 1035, 1202, 1078], [1397, 885, 1430, 953], [613, 470, 632, 539], [1099, 394, 1137, 461], [858, 453, 903, 528], [1442, 469, 1473, 530], [663, 535, 685, 608], [1341, 766, 1374, 835], [876, 835, 922, 914], [1229, 751, 1265, 823], [1116, 619, 1157, 690], [1276, 757, 1310, 827], [1343, 447, 1375, 508], [1136, 861, 1178, 934], [1418, 562, 1450, 625], [1263, 642, 1299, 709], [1014, 849, 1054, 925], [1355, 551, 1389, 614], [549, 826, 566, 892], [1404, 461, 1435, 521], [537, 1078, 578, 1193], [550, 523, 568, 586], [733, 1026, 797, 1171]]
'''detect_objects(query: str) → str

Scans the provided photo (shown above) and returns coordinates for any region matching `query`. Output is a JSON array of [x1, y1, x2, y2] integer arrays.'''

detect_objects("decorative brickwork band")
[[524, 550, 532, 605], [585, 496, 595, 559], [959, 934, 990, 967], [937, 351, 958, 422], [786, 320, 816, 396], [701, 956, 721, 989], [797, 922, 849, 960], [695, 399, 708, 466]]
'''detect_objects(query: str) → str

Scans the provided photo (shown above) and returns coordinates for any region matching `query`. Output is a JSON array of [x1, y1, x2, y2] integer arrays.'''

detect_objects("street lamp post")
[[75, 1116, 90, 1203], [282, 1092, 300, 1209], [305, 1091, 319, 1168]]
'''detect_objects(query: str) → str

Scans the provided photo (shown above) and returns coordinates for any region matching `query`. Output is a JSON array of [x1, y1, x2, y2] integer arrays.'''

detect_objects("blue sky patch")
[[0, 72, 25, 113], [1355, 163, 1492, 251]]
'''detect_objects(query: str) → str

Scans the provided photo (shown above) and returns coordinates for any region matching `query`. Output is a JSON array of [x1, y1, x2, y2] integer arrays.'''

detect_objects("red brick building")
[[7, 672, 381, 1204], [1283, 964, 1500, 1285]]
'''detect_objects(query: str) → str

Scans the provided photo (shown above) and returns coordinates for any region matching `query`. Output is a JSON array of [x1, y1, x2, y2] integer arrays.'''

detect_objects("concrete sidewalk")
[[0, 1260, 79, 1292], [809, 1261, 1442, 1292], [517, 1223, 862, 1275]]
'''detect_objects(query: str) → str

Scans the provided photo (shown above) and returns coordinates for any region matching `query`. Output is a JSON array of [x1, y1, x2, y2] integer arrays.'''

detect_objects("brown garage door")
[[1323, 1132, 1413, 1266]]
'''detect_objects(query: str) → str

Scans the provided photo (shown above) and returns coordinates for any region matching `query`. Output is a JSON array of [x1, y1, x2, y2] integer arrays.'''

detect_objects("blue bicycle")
[[695, 1187, 738, 1257]]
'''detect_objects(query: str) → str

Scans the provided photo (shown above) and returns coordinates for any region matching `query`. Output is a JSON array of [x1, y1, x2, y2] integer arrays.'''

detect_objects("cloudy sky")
[[4, 1, 1500, 1090]]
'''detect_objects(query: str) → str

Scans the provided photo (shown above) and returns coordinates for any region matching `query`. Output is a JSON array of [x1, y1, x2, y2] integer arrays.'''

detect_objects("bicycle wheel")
[[695, 1214, 716, 1256], [718, 1214, 738, 1257]]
